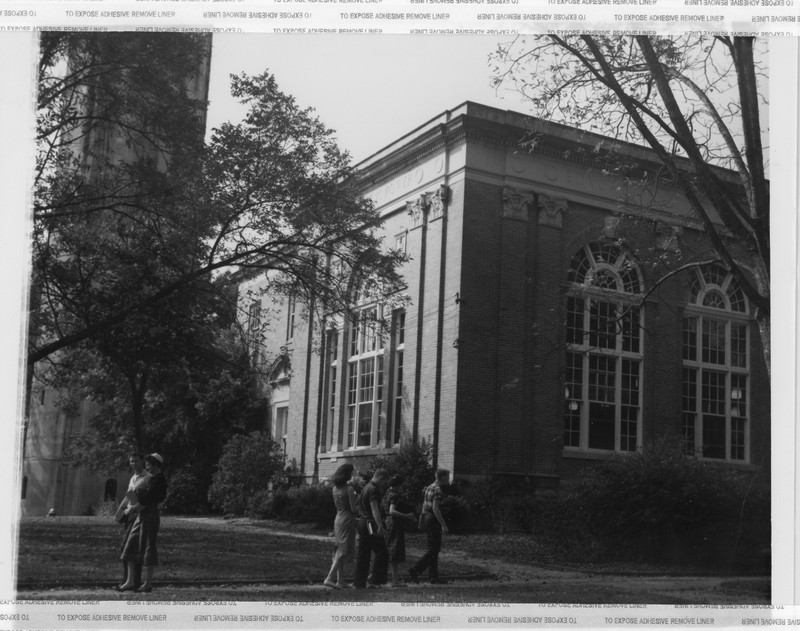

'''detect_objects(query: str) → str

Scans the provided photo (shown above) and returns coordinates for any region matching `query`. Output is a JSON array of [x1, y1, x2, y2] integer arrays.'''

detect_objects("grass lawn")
[[16, 516, 487, 586], [15, 516, 770, 604]]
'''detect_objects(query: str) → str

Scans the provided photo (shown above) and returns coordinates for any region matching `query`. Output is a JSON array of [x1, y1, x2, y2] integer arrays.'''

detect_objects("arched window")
[[682, 265, 750, 461], [564, 242, 644, 452]]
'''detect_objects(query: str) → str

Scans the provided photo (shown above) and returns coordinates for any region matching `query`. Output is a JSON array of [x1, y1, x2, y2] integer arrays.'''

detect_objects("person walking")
[[119, 453, 167, 592], [323, 463, 358, 589], [382, 475, 415, 588], [353, 468, 389, 589], [408, 468, 450, 585], [114, 453, 149, 591]]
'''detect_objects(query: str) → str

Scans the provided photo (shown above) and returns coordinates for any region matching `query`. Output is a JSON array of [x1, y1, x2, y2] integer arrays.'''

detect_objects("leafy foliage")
[[32, 35, 404, 369], [163, 469, 208, 515], [269, 484, 337, 526], [207, 431, 286, 517], [567, 438, 770, 567]]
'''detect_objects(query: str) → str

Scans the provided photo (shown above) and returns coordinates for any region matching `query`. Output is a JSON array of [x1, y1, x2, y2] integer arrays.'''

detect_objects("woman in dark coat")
[[119, 453, 167, 592], [382, 475, 415, 588]]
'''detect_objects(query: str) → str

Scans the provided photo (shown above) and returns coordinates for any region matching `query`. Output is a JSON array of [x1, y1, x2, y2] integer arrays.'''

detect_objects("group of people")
[[114, 452, 168, 592], [324, 465, 451, 589], [110, 453, 448, 593]]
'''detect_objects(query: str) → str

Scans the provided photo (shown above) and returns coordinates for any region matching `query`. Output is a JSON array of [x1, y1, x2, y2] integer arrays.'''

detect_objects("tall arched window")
[[564, 242, 644, 452], [682, 265, 750, 461]]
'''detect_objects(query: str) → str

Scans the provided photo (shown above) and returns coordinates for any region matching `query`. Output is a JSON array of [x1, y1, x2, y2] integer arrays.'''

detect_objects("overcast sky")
[[206, 34, 526, 163]]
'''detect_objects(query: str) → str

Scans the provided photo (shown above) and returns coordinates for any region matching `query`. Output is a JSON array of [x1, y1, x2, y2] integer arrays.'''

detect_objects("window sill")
[[563, 448, 756, 469], [562, 448, 622, 461], [318, 445, 399, 462]]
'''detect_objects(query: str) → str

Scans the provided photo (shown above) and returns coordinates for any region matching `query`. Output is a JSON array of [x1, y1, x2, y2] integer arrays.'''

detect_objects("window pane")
[[359, 358, 374, 403], [621, 306, 640, 353], [620, 405, 637, 452], [702, 415, 726, 459], [682, 368, 697, 454], [566, 297, 584, 345], [702, 319, 726, 365], [621, 359, 639, 406], [731, 416, 746, 461], [682, 317, 697, 362], [349, 316, 359, 357], [619, 260, 641, 293], [327, 365, 336, 449], [357, 403, 372, 447], [568, 247, 592, 284], [393, 349, 403, 445], [589, 300, 616, 350], [564, 400, 581, 447], [347, 366, 358, 447], [702, 370, 725, 415], [703, 264, 728, 288], [703, 290, 726, 310], [593, 269, 618, 290], [729, 281, 747, 313], [731, 324, 747, 368], [589, 355, 615, 403], [564, 352, 582, 447], [588, 402, 615, 450]]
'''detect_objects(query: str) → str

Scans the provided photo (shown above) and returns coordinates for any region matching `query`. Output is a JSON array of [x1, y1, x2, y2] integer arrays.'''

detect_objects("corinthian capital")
[[502, 187, 533, 221], [538, 194, 566, 228]]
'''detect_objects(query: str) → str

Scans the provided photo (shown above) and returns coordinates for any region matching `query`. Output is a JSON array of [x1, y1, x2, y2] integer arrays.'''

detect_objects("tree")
[[30, 35, 405, 494], [31, 32, 213, 399], [207, 431, 286, 516], [32, 36, 403, 377], [47, 272, 262, 461], [490, 36, 769, 373]]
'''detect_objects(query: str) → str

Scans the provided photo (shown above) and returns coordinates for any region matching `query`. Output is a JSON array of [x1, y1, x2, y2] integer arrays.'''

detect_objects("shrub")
[[447, 476, 533, 533], [163, 469, 209, 515], [568, 437, 771, 569], [208, 431, 285, 517], [89, 500, 117, 518], [274, 483, 337, 526]]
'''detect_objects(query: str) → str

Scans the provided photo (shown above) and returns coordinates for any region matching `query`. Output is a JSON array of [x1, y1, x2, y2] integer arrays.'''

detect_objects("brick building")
[[239, 102, 770, 490]]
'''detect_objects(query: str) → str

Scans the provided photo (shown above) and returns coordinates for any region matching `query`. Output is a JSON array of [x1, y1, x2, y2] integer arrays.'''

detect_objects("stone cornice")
[[355, 101, 747, 196]]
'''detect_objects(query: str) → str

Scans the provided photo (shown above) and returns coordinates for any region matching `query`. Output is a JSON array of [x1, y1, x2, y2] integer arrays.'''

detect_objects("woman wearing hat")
[[119, 453, 167, 592]]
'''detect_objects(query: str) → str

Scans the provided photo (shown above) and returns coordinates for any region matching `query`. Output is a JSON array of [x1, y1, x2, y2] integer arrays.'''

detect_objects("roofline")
[[354, 100, 745, 184]]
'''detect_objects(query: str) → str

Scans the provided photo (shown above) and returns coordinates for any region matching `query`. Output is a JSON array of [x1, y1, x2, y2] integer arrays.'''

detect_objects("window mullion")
[[615, 356, 621, 452], [581, 352, 589, 450]]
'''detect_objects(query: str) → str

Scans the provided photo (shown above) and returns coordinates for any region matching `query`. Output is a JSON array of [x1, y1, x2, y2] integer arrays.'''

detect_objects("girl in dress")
[[324, 463, 358, 588]]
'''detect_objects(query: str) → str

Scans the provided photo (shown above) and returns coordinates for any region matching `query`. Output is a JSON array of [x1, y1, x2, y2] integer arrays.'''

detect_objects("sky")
[[205, 34, 527, 163]]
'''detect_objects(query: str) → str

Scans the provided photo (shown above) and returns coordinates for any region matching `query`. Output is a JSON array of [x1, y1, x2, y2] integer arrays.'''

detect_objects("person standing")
[[382, 475, 415, 588], [323, 463, 358, 589], [408, 468, 450, 585], [353, 468, 389, 589], [119, 453, 167, 592], [114, 453, 149, 590]]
